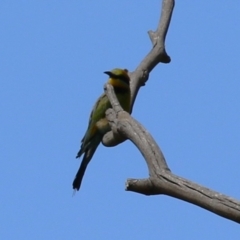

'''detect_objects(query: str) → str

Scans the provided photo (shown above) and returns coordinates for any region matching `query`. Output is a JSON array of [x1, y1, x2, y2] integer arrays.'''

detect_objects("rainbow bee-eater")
[[73, 68, 131, 191]]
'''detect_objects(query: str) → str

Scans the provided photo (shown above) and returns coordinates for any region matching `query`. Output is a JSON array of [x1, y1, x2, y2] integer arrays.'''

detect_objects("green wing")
[[80, 93, 111, 149]]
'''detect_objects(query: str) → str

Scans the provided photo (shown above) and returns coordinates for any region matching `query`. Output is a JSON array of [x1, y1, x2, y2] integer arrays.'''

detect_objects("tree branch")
[[102, 0, 175, 147], [104, 83, 240, 224], [102, 0, 240, 224]]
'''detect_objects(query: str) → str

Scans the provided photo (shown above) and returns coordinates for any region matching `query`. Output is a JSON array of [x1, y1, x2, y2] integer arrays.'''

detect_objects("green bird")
[[73, 68, 131, 191]]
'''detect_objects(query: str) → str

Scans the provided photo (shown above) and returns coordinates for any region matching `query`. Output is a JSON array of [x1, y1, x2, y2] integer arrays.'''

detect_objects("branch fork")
[[102, 0, 240, 224]]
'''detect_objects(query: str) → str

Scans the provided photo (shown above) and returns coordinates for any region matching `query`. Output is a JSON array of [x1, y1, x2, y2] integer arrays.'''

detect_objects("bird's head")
[[104, 68, 130, 88]]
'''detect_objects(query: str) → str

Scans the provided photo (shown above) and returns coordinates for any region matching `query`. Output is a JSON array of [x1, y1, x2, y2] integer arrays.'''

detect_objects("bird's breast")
[[115, 90, 131, 113]]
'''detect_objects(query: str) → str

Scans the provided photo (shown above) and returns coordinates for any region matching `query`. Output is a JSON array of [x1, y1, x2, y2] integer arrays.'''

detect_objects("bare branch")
[[130, 0, 174, 110], [102, 0, 175, 147], [126, 176, 240, 223], [104, 83, 240, 224], [101, 0, 240, 224]]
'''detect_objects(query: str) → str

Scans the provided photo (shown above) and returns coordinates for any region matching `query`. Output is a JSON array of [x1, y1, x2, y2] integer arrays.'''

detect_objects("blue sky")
[[1, 1, 240, 239]]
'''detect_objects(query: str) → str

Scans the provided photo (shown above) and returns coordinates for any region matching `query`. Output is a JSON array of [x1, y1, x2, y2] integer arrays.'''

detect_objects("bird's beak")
[[104, 71, 112, 76]]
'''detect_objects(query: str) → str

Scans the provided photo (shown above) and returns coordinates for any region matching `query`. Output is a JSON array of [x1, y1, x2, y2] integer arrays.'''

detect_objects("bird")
[[73, 68, 131, 191]]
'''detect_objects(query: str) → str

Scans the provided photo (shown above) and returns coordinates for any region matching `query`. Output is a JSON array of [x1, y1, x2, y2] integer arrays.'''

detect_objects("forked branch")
[[104, 83, 240, 224], [104, 0, 240, 224], [102, 0, 175, 147]]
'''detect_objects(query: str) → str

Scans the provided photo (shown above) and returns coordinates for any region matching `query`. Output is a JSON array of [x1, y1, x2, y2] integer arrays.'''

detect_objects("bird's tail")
[[73, 137, 101, 191]]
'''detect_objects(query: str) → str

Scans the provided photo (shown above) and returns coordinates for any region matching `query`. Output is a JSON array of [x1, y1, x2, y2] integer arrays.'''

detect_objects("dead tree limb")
[[104, 83, 240, 224], [102, 0, 175, 147], [102, 0, 240, 224]]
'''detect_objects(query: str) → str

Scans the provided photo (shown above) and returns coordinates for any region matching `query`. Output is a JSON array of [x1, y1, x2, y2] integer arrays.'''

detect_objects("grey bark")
[[103, 0, 240, 224]]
